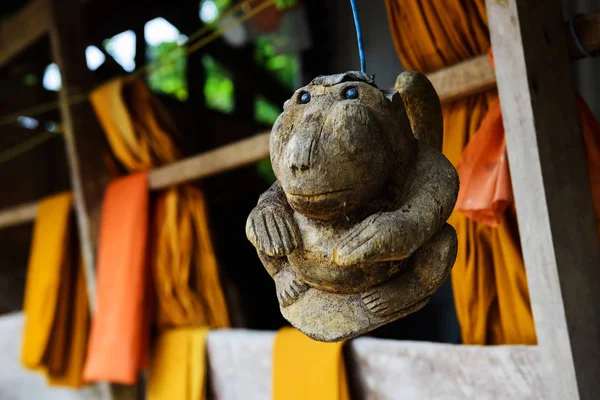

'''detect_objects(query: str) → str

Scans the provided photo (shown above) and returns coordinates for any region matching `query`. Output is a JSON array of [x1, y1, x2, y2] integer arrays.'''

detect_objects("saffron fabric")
[[83, 173, 150, 384], [147, 328, 209, 400], [273, 327, 349, 400], [21, 193, 90, 387], [90, 78, 229, 329]]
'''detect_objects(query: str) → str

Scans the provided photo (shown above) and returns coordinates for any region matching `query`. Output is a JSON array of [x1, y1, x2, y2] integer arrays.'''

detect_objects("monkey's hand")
[[246, 202, 301, 257], [332, 212, 423, 267]]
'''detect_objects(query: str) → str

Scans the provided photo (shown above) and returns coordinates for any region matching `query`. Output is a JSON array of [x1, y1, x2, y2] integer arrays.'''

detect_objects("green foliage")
[[213, 0, 231, 12], [148, 41, 189, 101], [275, 0, 297, 10], [254, 36, 298, 91], [257, 158, 277, 183], [202, 55, 235, 114], [255, 96, 281, 125]]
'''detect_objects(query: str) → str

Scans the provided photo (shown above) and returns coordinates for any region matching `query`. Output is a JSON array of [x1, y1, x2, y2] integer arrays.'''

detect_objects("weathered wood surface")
[[0, 313, 100, 400], [424, 11, 600, 104], [149, 132, 270, 189], [0, 0, 49, 68], [487, 0, 600, 399], [48, 0, 111, 312], [48, 1, 135, 399], [207, 330, 543, 400], [426, 55, 497, 105], [0, 313, 543, 399]]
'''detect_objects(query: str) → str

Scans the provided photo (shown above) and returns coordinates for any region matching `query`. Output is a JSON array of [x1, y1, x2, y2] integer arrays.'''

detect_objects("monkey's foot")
[[275, 269, 308, 307], [361, 289, 391, 317]]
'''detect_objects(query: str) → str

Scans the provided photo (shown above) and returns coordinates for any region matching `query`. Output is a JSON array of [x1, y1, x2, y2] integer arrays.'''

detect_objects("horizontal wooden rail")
[[0, 132, 270, 229], [430, 11, 600, 104], [0, 313, 544, 400], [0, 0, 49, 68]]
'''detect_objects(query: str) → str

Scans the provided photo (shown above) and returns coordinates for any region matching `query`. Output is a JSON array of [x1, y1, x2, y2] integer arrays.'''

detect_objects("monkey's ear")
[[394, 71, 443, 151]]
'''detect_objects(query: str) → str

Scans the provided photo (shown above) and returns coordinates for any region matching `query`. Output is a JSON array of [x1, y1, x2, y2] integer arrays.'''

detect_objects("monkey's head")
[[270, 71, 416, 220]]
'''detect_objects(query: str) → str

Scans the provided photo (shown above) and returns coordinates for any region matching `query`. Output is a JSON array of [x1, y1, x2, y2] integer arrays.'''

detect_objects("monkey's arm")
[[246, 181, 301, 257], [333, 144, 458, 266]]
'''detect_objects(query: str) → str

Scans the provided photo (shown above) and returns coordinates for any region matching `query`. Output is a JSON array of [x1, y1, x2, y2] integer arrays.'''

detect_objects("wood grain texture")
[[487, 0, 600, 399], [206, 330, 543, 400], [0, 0, 49, 68], [424, 11, 600, 104], [426, 55, 497, 105], [148, 132, 270, 190]]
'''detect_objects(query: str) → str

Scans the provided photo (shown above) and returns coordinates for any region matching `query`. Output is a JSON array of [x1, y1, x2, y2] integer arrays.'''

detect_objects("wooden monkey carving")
[[246, 71, 459, 341]]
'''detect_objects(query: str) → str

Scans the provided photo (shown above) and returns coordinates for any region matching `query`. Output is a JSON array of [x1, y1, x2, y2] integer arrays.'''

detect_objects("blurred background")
[[0, 2, 598, 396]]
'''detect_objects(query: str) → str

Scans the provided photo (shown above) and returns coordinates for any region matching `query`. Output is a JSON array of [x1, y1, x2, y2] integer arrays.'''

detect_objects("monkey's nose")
[[290, 163, 310, 172], [287, 135, 315, 173]]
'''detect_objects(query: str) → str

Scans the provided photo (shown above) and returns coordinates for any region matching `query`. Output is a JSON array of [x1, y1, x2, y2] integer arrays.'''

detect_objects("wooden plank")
[[425, 55, 496, 105], [486, 1, 600, 399], [47, 0, 111, 312], [0, 313, 543, 399], [0, 0, 49, 68], [148, 132, 270, 190], [205, 330, 543, 400], [424, 11, 600, 104], [0, 202, 37, 229], [47, 1, 134, 399]]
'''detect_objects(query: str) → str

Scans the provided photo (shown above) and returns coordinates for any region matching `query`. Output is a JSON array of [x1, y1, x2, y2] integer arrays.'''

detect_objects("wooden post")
[[486, 0, 600, 399], [47, 0, 136, 398]]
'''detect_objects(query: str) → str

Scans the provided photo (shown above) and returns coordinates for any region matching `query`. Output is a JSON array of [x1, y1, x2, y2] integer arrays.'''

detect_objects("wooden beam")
[[424, 11, 600, 104], [149, 132, 270, 189], [425, 55, 496, 105], [0, 0, 49, 68], [0, 202, 37, 229], [487, 1, 600, 399], [48, 0, 135, 398], [48, 0, 110, 312], [205, 330, 543, 399]]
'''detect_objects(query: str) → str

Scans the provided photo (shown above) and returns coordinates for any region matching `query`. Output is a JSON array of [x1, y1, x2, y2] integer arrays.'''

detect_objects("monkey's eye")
[[298, 91, 311, 104], [344, 87, 359, 100]]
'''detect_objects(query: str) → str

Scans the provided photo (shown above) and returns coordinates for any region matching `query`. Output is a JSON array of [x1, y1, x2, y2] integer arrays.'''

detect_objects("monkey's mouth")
[[287, 188, 352, 202]]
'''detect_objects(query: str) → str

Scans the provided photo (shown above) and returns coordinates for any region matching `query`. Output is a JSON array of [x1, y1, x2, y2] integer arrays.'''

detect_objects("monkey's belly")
[[288, 250, 403, 294], [290, 211, 405, 293]]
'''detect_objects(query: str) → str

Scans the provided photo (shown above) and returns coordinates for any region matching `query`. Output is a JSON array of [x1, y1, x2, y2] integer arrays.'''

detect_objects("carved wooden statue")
[[246, 71, 459, 342]]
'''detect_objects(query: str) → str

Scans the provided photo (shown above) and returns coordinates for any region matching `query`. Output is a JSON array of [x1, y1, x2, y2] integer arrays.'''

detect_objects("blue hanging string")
[[349, 0, 366, 73]]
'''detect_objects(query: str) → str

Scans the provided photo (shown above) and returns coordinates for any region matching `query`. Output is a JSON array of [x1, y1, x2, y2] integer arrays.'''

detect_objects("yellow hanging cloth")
[[273, 327, 350, 400], [384, 0, 536, 344], [89, 78, 230, 329], [147, 328, 209, 400], [21, 193, 90, 388]]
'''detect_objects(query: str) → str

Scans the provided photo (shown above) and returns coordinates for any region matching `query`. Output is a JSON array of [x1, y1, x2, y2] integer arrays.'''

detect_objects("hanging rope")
[[349, 0, 366, 73]]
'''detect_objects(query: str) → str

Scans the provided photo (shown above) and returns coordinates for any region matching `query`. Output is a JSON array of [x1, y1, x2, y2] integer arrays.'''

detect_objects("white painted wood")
[[487, 0, 600, 399], [0, 315, 544, 399], [206, 330, 543, 400], [0, 313, 100, 400]]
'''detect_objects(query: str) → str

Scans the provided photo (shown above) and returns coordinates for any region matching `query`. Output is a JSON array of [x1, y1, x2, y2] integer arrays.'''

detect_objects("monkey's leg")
[[258, 251, 308, 307], [361, 223, 457, 317]]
